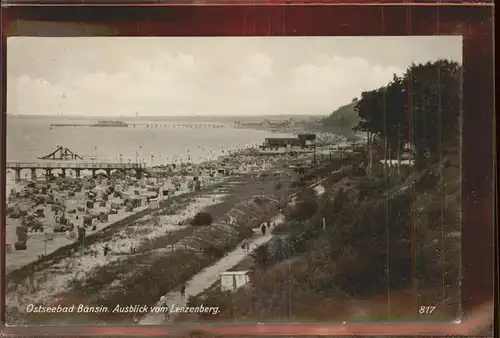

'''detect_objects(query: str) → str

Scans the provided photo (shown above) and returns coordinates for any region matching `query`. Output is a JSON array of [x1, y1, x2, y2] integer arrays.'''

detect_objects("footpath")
[[140, 214, 282, 325], [140, 175, 331, 325]]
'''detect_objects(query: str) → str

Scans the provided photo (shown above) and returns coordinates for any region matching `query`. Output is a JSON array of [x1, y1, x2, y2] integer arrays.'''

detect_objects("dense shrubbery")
[[286, 189, 318, 222], [250, 244, 270, 266], [275, 174, 422, 298], [191, 212, 213, 226], [187, 161, 460, 321]]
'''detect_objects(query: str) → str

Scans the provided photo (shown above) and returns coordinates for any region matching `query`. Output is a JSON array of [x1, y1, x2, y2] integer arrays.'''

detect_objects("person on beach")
[[180, 284, 186, 299], [261, 223, 267, 236], [103, 244, 110, 256]]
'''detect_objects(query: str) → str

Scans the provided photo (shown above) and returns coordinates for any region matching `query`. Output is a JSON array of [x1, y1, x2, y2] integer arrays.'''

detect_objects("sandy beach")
[[5, 143, 326, 324], [5, 168, 228, 274], [7, 193, 229, 311]]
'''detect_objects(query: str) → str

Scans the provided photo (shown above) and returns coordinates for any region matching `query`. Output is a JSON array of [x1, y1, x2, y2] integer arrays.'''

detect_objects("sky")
[[7, 36, 462, 117]]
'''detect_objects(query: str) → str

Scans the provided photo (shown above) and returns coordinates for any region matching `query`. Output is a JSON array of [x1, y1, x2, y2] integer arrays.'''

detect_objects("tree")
[[353, 59, 462, 168], [287, 189, 318, 222], [191, 212, 213, 226], [251, 244, 269, 266], [403, 60, 462, 166]]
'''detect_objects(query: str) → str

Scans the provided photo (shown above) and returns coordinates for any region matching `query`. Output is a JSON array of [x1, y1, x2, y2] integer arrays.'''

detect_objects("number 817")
[[419, 306, 436, 314]]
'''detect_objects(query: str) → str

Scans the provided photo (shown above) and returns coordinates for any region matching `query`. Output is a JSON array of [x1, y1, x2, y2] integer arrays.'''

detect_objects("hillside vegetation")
[[185, 59, 462, 322], [322, 101, 359, 139]]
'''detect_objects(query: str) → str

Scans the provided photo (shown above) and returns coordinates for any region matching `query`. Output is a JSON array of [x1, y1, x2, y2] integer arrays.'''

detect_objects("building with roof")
[[262, 137, 304, 149], [220, 270, 250, 292]]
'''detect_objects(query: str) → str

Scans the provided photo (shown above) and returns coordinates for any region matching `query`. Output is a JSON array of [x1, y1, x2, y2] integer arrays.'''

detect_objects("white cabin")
[[220, 270, 250, 292]]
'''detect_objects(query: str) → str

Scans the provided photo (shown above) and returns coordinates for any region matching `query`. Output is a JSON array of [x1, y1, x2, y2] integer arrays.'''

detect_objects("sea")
[[6, 115, 293, 195]]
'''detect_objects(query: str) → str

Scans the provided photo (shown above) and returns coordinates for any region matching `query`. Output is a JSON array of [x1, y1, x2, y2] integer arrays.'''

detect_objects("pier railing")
[[6, 162, 145, 170]]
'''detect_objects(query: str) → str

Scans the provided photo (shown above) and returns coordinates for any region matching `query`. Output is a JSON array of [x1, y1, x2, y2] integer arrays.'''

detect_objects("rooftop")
[[221, 270, 250, 275]]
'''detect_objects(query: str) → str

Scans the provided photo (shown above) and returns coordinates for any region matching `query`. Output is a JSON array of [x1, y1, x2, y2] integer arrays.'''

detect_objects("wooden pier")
[[50, 123, 229, 129], [6, 161, 146, 181], [132, 123, 228, 129]]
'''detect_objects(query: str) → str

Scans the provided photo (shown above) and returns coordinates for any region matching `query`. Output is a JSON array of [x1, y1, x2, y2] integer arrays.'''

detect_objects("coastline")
[[6, 144, 318, 325], [5, 139, 298, 271]]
